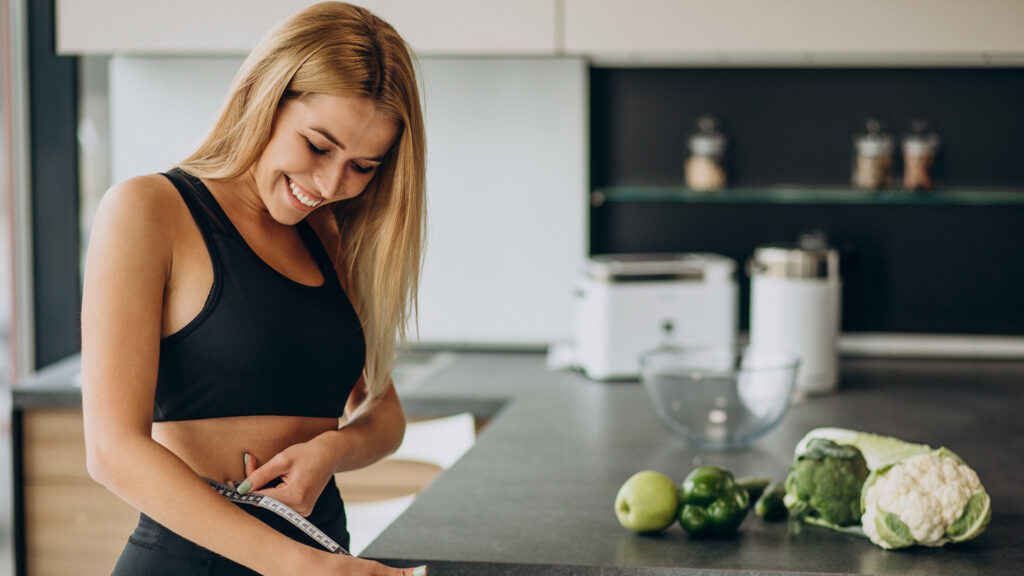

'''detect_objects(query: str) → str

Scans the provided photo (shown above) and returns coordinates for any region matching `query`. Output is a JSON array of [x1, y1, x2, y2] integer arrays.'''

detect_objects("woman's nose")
[[315, 168, 345, 201]]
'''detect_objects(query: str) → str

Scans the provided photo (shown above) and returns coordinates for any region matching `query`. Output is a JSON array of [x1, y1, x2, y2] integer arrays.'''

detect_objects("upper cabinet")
[[58, 0, 1024, 64], [564, 0, 1024, 65], [56, 0, 558, 56]]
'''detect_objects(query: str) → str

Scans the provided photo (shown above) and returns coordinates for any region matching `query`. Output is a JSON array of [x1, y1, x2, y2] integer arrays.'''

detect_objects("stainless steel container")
[[748, 235, 841, 395]]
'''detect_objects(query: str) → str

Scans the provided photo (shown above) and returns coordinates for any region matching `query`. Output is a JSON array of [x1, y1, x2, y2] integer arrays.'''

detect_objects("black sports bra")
[[153, 168, 365, 422]]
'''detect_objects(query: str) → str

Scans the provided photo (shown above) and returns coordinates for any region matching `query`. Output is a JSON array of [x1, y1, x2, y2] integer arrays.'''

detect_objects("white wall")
[[108, 56, 587, 348]]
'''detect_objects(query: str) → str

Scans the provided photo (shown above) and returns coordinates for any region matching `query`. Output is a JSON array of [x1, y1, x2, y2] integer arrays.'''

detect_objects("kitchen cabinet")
[[56, 0, 558, 55], [19, 409, 138, 576], [58, 0, 1024, 63], [15, 405, 488, 575], [564, 0, 1024, 65]]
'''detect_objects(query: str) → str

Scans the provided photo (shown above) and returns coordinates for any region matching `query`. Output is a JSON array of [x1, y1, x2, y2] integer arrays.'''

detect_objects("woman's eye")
[[305, 138, 328, 156], [351, 163, 376, 175]]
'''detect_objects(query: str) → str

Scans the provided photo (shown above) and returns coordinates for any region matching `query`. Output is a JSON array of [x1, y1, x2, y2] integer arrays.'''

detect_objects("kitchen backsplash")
[[590, 67, 1024, 189], [589, 67, 1024, 336]]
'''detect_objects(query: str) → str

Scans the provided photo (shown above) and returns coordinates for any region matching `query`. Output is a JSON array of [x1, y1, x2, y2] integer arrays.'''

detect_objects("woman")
[[80, 3, 427, 575]]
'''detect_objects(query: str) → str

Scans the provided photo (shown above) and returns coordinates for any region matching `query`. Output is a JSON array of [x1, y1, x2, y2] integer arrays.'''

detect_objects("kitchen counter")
[[12, 353, 1024, 575], [365, 353, 1023, 576]]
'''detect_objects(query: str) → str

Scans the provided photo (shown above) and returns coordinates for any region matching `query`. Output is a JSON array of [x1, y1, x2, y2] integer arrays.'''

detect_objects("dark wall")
[[589, 67, 1024, 336], [29, 0, 81, 368], [591, 67, 1024, 189]]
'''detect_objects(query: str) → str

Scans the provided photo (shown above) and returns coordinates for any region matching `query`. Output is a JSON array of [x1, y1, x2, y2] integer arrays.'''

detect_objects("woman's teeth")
[[288, 178, 322, 208]]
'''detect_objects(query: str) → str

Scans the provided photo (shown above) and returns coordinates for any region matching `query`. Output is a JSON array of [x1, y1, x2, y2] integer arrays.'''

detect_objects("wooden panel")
[[20, 409, 478, 573], [25, 482, 139, 576], [22, 409, 91, 481], [335, 458, 443, 503], [22, 410, 139, 576]]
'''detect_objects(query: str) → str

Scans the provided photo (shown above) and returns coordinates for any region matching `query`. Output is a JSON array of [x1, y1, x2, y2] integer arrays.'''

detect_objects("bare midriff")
[[152, 416, 340, 484]]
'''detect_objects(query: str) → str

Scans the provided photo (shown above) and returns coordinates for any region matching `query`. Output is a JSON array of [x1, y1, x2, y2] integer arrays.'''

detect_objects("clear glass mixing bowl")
[[640, 345, 800, 450]]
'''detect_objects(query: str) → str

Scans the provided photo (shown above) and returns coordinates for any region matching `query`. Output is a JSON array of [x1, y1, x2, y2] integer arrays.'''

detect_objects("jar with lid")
[[685, 116, 727, 191], [747, 232, 841, 396], [901, 119, 941, 191], [851, 119, 894, 190]]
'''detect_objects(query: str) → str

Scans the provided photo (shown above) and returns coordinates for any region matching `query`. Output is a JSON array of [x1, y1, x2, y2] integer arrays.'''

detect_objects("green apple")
[[614, 470, 680, 533]]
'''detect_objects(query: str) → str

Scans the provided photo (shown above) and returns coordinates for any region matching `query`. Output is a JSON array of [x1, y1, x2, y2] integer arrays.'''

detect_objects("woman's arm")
[[81, 178, 414, 576], [239, 378, 407, 513]]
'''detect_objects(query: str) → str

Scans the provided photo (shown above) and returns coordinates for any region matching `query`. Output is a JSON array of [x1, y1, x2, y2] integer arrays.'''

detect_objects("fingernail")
[[237, 480, 252, 495], [243, 453, 250, 468], [412, 566, 427, 576]]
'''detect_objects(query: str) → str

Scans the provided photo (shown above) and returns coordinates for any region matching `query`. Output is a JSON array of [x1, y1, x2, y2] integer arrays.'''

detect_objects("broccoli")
[[786, 428, 991, 549], [784, 438, 869, 528]]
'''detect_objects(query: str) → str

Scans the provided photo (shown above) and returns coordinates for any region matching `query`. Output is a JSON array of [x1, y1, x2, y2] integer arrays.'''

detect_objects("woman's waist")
[[153, 415, 339, 483], [129, 477, 348, 559]]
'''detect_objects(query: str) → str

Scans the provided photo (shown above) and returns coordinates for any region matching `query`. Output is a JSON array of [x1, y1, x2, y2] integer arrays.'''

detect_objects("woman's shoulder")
[[90, 173, 189, 254], [98, 173, 182, 215]]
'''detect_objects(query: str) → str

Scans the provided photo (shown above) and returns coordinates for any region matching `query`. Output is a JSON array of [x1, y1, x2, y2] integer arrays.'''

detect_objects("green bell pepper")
[[754, 481, 788, 522], [678, 466, 751, 537]]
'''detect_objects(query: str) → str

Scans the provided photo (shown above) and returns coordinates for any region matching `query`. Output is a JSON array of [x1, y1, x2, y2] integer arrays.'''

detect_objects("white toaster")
[[574, 253, 738, 380]]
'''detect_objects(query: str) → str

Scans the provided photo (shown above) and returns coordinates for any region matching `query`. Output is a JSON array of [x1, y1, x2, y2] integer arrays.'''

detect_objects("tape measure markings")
[[205, 478, 351, 556]]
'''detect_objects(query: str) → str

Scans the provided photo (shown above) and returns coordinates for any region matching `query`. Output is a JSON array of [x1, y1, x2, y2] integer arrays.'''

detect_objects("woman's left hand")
[[237, 439, 339, 516]]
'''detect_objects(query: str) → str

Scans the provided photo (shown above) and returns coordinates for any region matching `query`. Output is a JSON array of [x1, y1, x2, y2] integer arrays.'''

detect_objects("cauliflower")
[[786, 428, 991, 549], [861, 453, 989, 549]]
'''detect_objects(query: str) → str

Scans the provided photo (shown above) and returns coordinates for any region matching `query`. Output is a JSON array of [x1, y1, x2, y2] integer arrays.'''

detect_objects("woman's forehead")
[[287, 93, 400, 153]]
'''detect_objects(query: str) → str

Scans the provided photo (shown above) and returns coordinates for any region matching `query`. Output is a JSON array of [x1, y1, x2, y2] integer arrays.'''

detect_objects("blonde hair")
[[179, 2, 425, 406]]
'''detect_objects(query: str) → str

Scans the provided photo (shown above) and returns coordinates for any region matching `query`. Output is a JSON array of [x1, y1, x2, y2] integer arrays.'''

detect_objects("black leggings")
[[111, 477, 350, 575]]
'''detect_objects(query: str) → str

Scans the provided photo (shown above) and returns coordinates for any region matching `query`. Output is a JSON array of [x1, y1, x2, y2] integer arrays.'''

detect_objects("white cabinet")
[[57, 0, 557, 55], [58, 0, 1024, 62], [564, 0, 1024, 65], [412, 57, 588, 346]]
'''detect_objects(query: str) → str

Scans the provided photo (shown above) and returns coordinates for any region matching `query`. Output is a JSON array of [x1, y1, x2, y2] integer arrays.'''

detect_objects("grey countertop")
[[13, 353, 1024, 575]]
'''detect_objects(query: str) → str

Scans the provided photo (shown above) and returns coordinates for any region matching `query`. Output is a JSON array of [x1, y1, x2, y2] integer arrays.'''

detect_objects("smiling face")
[[249, 93, 400, 225]]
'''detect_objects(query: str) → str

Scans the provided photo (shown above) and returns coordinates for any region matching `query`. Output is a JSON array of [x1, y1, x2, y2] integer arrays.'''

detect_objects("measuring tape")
[[205, 478, 351, 556]]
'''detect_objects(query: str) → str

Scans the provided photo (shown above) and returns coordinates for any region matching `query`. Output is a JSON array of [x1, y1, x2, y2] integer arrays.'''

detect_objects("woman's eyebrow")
[[311, 126, 386, 161], [311, 126, 344, 149]]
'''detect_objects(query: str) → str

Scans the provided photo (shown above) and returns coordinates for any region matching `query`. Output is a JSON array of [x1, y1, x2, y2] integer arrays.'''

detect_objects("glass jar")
[[902, 119, 940, 191], [851, 119, 894, 190], [685, 116, 727, 191]]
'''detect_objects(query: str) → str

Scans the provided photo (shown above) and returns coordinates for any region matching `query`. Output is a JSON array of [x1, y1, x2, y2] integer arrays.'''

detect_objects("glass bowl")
[[639, 345, 800, 450]]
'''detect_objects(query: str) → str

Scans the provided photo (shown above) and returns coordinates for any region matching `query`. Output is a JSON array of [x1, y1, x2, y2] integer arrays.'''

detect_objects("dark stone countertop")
[[363, 353, 1024, 576], [14, 352, 1024, 575]]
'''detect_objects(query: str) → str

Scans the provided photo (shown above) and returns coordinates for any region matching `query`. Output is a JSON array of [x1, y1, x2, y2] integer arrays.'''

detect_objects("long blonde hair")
[[179, 2, 425, 406]]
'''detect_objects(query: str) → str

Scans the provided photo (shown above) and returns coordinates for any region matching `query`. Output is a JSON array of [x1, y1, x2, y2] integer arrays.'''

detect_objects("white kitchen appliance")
[[574, 253, 738, 380], [748, 236, 842, 395]]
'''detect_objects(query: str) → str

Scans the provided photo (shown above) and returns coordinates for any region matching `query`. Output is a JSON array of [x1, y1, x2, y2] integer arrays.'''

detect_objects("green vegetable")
[[754, 482, 788, 521], [677, 466, 750, 537], [787, 427, 991, 549], [784, 438, 869, 527], [735, 476, 772, 502]]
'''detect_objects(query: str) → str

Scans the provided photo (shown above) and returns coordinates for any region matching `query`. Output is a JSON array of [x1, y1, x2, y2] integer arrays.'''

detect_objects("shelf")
[[591, 187, 1024, 206]]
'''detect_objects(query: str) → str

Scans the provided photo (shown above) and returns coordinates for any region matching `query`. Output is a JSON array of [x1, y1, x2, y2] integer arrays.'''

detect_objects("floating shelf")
[[591, 187, 1024, 207]]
